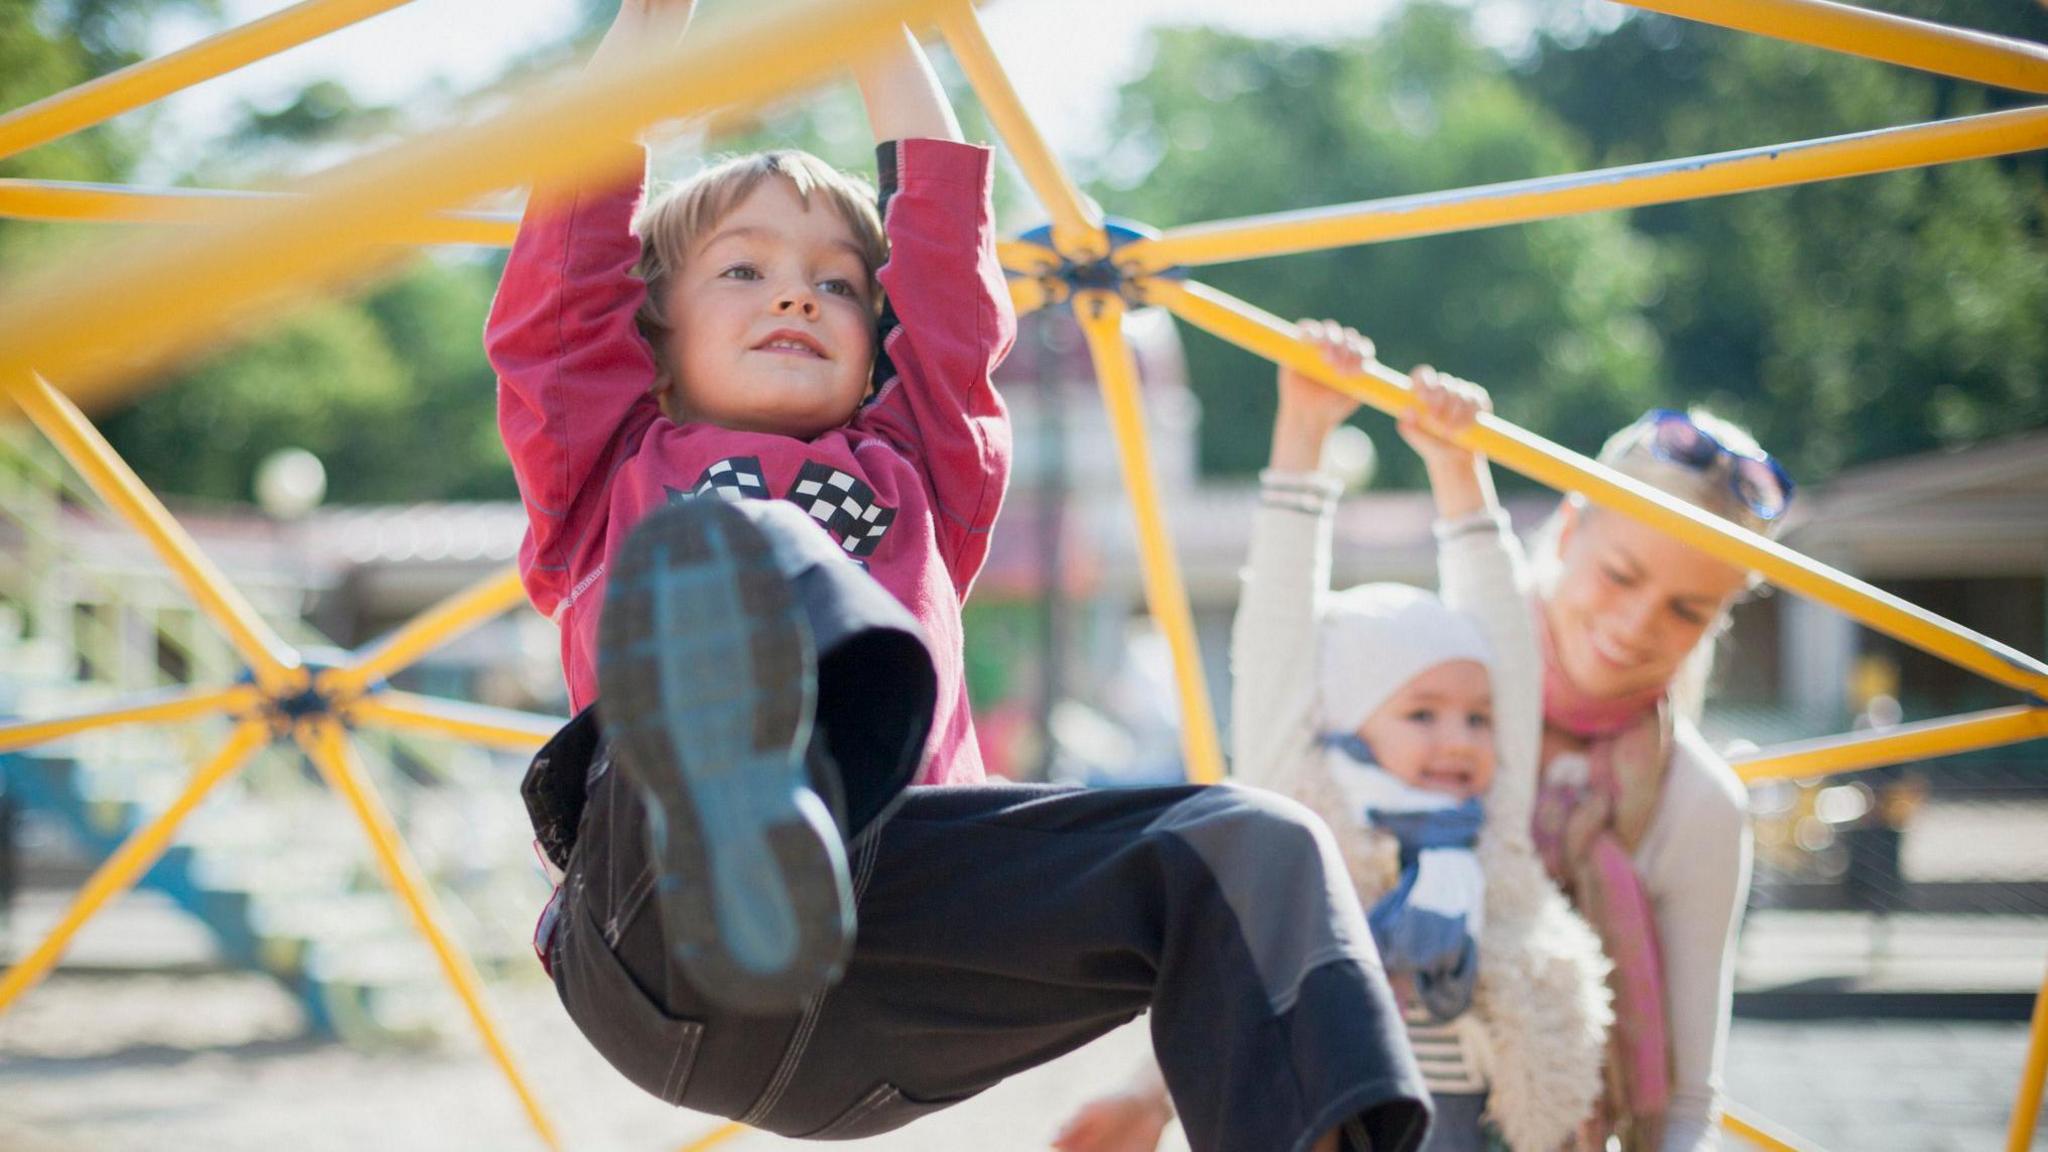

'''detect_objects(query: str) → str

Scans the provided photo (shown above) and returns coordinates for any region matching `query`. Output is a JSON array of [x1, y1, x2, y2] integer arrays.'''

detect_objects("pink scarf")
[[1533, 609, 1673, 1152]]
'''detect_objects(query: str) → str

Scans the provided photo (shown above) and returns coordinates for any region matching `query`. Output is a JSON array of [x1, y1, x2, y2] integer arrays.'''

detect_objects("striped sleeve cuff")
[[1259, 468, 1343, 514], [1431, 508, 1510, 542]]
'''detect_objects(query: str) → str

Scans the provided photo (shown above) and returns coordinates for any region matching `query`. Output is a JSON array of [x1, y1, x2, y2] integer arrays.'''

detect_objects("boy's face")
[[663, 178, 877, 438], [1356, 660, 1496, 800]]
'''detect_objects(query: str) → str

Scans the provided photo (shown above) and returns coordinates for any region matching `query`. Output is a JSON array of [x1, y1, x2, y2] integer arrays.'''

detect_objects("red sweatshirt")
[[486, 139, 1014, 786]]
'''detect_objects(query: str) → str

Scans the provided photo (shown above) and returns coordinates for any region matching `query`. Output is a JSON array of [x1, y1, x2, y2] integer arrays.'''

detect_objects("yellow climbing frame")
[[0, 0, 2042, 1149]]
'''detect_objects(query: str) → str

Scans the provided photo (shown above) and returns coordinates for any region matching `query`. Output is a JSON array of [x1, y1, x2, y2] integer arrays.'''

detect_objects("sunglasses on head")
[[1630, 408, 1795, 522]]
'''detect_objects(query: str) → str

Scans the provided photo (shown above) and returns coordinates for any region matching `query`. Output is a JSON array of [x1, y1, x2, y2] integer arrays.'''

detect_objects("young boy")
[[488, 5, 1429, 1147]]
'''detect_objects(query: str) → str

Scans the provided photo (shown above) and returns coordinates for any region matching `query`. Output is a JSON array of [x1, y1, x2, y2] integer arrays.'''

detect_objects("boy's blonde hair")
[[633, 150, 889, 400]]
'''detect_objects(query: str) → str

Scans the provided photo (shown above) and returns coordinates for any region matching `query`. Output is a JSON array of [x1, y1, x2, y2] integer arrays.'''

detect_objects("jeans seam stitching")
[[737, 825, 884, 1128]]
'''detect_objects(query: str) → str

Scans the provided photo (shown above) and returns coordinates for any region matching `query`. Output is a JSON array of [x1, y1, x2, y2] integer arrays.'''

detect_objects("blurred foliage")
[[1098, 2, 2048, 484], [1094, 7, 1666, 484], [226, 78, 399, 149], [1521, 0, 2048, 483], [6, 1, 2045, 503], [97, 259, 515, 503], [1, 0, 212, 265], [0, 0, 509, 509]]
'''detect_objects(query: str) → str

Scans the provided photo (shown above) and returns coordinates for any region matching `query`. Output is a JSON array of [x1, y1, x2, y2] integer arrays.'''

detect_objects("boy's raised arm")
[[854, 25, 963, 145], [849, 28, 1011, 596], [487, 0, 693, 616]]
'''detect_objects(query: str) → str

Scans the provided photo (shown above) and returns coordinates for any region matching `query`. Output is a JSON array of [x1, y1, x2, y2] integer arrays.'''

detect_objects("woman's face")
[[1544, 503, 1752, 700]]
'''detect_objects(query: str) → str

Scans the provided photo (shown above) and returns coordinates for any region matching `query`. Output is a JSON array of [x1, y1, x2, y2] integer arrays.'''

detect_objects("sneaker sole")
[[597, 499, 853, 1013]]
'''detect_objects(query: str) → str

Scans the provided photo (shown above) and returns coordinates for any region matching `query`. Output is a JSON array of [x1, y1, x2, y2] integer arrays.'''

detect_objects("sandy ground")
[[3, 873, 2045, 1151], [4, 965, 2045, 1152], [0, 968, 1185, 1152]]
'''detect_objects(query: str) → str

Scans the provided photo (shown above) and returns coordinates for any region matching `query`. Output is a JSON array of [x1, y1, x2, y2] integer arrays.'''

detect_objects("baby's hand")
[[1395, 365, 1490, 473], [1275, 318, 1372, 435], [1052, 1088, 1174, 1152]]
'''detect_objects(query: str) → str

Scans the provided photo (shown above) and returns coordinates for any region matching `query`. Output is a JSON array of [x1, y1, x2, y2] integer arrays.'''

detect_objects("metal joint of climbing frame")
[[1010, 219, 1188, 313], [239, 649, 381, 732]]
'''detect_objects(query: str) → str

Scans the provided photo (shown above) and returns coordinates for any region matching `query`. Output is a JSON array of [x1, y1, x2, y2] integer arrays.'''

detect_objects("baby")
[[1317, 582, 1495, 1027]]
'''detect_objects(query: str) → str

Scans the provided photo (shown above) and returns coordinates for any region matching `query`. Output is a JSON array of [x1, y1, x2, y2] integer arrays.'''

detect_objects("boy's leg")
[[594, 496, 933, 1012], [550, 775, 1430, 1152]]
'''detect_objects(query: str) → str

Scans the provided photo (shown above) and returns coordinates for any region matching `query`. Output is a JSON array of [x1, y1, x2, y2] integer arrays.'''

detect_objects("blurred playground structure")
[[1, 1, 2047, 1150]]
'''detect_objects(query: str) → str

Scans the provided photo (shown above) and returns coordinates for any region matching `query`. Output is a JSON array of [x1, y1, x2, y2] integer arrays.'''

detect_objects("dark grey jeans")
[[531, 496, 1428, 1150], [546, 752, 1429, 1151]]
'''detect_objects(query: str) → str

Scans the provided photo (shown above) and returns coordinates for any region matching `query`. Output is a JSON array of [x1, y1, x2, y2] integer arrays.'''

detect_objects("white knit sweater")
[[1232, 471, 1612, 1152]]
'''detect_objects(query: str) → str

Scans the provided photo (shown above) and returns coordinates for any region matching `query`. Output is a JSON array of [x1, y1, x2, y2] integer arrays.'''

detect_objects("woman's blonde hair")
[[1535, 407, 1786, 722], [633, 150, 888, 401]]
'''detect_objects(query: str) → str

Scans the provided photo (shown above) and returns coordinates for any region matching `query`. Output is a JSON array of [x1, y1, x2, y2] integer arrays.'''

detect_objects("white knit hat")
[[1316, 583, 1496, 737]]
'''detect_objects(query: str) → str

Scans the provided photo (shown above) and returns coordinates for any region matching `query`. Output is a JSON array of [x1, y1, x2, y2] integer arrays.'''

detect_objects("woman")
[[1525, 407, 1789, 1151]]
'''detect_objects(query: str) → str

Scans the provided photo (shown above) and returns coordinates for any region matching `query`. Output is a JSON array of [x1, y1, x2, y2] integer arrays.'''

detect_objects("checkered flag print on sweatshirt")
[[790, 461, 896, 557], [680, 456, 773, 503], [664, 457, 897, 559]]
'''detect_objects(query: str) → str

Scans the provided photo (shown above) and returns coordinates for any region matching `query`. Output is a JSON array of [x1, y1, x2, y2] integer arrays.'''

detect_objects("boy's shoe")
[[597, 498, 854, 1013]]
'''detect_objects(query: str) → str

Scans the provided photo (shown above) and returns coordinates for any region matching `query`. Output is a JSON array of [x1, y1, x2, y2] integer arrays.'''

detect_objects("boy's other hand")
[[615, 0, 695, 22], [595, 0, 696, 65], [1051, 1088, 1174, 1152]]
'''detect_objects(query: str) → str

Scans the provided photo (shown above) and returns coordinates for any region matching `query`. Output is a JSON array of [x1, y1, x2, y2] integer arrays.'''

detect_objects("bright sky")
[[134, 0, 1552, 182]]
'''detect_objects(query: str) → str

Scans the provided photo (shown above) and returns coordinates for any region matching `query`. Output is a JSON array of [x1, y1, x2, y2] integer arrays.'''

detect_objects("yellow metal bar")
[[1006, 274, 1059, 317], [1618, 0, 2048, 96], [935, 4, 1106, 261], [0, 179, 519, 246], [1123, 105, 2048, 272], [0, 721, 268, 1019], [676, 1121, 748, 1152], [999, 237, 1067, 317], [7, 373, 301, 693], [1071, 292, 1225, 785], [1723, 1104, 1827, 1152], [349, 691, 563, 753], [325, 566, 529, 697], [0, 0, 418, 162], [0, 164, 1083, 249], [997, 237, 1060, 275], [0, 0, 963, 415], [2009, 965, 2048, 1152], [0, 683, 261, 753], [1150, 278, 2048, 699], [294, 718, 561, 1150], [1734, 706, 2048, 782]]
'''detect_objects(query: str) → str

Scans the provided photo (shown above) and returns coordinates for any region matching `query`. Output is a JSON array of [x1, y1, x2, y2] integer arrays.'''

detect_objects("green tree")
[[1, 0, 213, 263], [54, 15, 518, 506], [1523, 4, 2048, 480], [96, 257, 516, 505], [1090, 7, 1665, 484]]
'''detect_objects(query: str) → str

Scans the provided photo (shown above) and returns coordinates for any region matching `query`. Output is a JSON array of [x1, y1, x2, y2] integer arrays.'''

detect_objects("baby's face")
[[663, 178, 876, 439], [1357, 659, 1496, 800]]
